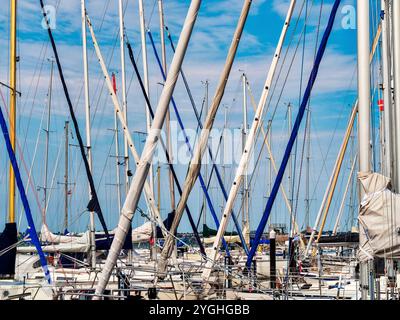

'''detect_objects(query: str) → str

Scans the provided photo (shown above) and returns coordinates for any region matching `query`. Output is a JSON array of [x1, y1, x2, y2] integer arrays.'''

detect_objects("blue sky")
[[0, 0, 383, 236]]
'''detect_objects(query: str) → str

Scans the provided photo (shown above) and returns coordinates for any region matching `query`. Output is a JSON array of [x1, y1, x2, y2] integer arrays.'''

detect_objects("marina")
[[0, 0, 399, 301]]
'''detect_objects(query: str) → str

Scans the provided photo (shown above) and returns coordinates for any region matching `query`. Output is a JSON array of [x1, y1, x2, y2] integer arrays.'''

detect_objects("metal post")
[[81, 0, 96, 269]]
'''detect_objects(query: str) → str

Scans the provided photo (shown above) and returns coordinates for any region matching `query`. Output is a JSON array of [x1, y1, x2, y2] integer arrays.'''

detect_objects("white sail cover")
[[358, 171, 400, 262], [131, 222, 152, 243], [203, 235, 241, 245], [40, 224, 83, 244], [19, 231, 90, 253]]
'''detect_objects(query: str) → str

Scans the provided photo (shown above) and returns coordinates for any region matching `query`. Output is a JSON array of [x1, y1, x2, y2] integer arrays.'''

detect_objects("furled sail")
[[358, 172, 400, 262]]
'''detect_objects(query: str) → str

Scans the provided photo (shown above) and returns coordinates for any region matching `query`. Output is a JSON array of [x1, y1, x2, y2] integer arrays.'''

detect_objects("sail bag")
[[358, 172, 400, 262]]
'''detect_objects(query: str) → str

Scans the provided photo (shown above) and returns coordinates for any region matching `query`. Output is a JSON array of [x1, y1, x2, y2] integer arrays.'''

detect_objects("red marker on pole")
[[112, 72, 117, 94], [378, 99, 384, 112]]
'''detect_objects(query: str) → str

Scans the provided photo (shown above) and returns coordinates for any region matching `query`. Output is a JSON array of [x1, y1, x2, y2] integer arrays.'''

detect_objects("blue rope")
[[147, 31, 232, 255], [246, 0, 342, 268], [0, 105, 51, 284], [164, 29, 249, 255]]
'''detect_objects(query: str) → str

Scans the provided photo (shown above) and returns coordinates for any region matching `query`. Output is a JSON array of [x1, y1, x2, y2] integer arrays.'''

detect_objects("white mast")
[[158, 0, 176, 213], [158, 0, 253, 274], [112, 73, 122, 214], [201, 0, 296, 283], [241, 72, 249, 244], [357, 0, 371, 301], [118, 0, 129, 195], [43, 59, 54, 221], [139, 0, 157, 261], [392, 0, 400, 190], [287, 103, 293, 237], [138, 0, 154, 192], [81, 0, 96, 269], [94, 0, 201, 297], [64, 121, 69, 232]]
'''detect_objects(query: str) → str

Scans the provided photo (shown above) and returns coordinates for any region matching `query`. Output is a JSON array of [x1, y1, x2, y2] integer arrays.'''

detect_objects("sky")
[[0, 0, 384, 236]]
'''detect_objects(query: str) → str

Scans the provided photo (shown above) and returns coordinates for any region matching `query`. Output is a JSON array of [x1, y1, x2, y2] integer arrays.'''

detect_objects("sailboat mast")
[[158, 0, 175, 212], [287, 103, 293, 237], [138, 0, 154, 193], [43, 59, 54, 221], [112, 72, 122, 214], [118, 0, 129, 195], [267, 119, 272, 229], [203, 80, 209, 228], [241, 72, 249, 243], [81, 0, 96, 269], [305, 110, 311, 228], [64, 121, 69, 232], [392, 0, 400, 191], [8, 0, 17, 224], [357, 0, 371, 300]]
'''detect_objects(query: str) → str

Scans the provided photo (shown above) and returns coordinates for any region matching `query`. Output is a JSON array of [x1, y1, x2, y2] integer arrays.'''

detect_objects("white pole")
[[242, 72, 249, 245], [201, 0, 296, 283], [287, 103, 293, 237], [81, 0, 96, 270], [138, 0, 154, 193], [118, 0, 129, 195], [139, 0, 157, 261], [94, 0, 201, 297], [357, 0, 371, 175], [158, 0, 176, 213], [392, 0, 400, 190], [114, 95, 122, 214], [158, 0, 253, 274], [357, 0, 371, 301], [85, 13, 166, 238], [43, 59, 53, 221]]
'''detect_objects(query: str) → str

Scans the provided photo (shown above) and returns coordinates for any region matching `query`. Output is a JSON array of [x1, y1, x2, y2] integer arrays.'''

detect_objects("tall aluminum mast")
[[81, 0, 96, 269], [392, 0, 400, 190], [118, 0, 130, 195], [357, 0, 371, 300], [43, 59, 54, 222]]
